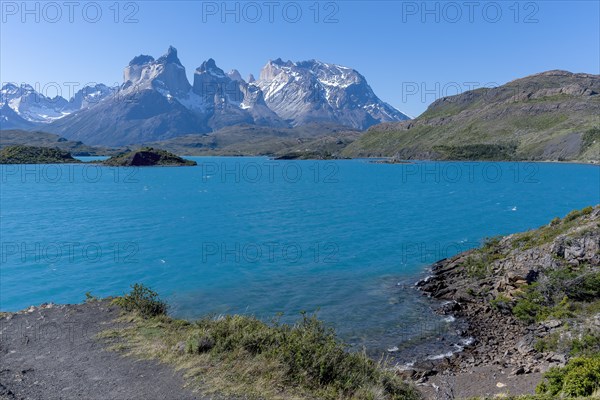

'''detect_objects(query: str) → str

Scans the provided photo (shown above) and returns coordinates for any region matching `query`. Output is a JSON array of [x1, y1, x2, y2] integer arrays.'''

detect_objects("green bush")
[[512, 283, 548, 323], [512, 288, 577, 324], [581, 206, 594, 215], [534, 332, 560, 353], [112, 283, 168, 318], [482, 235, 502, 251], [512, 231, 536, 249], [536, 354, 600, 396], [547, 296, 576, 320], [570, 330, 600, 357], [185, 332, 215, 354], [564, 209, 583, 222], [490, 295, 512, 312], [533, 330, 600, 357], [464, 255, 491, 279], [565, 272, 600, 302], [85, 291, 99, 303]]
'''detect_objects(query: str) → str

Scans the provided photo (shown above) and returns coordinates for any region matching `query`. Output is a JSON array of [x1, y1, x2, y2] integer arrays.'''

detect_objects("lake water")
[[1, 158, 598, 361]]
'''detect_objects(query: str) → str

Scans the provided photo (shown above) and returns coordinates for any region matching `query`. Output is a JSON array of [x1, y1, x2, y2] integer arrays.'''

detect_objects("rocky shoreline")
[[415, 253, 563, 375], [404, 206, 600, 397]]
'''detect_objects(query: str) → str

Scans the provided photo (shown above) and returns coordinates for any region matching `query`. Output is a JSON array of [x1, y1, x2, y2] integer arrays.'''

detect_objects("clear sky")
[[1, 0, 599, 117]]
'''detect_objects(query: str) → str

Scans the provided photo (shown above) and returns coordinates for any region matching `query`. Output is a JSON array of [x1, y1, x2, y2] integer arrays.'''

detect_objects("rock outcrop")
[[415, 206, 600, 377], [101, 147, 196, 166]]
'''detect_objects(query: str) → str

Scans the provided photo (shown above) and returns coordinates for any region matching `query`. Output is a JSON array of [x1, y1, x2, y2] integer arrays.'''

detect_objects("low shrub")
[[490, 295, 512, 312], [464, 255, 490, 279], [570, 330, 600, 357], [512, 283, 548, 323], [482, 235, 502, 251], [565, 272, 600, 302], [536, 354, 600, 396], [85, 292, 99, 303], [581, 206, 594, 215], [534, 332, 560, 353], [564, 209, 583, 222], [112, 283, 168, 318]]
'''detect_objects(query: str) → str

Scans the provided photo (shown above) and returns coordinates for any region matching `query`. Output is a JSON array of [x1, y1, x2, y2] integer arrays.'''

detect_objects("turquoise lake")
[[1, 158, 599, 359]]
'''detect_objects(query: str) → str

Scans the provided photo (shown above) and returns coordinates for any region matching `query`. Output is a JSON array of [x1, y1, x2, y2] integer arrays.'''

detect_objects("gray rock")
[[541, 320, 562, 330]]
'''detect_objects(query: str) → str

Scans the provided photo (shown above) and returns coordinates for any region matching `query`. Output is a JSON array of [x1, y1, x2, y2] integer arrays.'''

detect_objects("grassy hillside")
[[343, 71, 600, 162]]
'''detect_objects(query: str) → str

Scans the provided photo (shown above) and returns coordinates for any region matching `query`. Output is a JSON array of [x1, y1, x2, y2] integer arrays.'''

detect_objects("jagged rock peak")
[[1, 83, 35, 94], [156, 46, 183, 66], [1, 83, 19, 90], [270, 58, 294, 67], [227, 69, 243, 82], [195, 59, 227, 80], [197, 58, 220, 73], [129, 55, 155, 66], [122, 46, 191, 97]]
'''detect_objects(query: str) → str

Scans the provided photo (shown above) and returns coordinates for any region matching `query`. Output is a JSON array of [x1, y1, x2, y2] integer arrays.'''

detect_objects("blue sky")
[[1, 0, 599, 117]]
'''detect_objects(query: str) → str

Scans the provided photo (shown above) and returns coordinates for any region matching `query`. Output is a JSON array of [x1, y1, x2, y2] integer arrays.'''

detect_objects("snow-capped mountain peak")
[[255, 59, 409, 128], [69, 84, 115, 110], [122, 46, 191, 98], [0, 83, 70, 123]]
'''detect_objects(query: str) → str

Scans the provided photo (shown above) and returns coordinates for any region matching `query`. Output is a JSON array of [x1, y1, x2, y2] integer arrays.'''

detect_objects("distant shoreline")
[[3, 154, 599, 166]]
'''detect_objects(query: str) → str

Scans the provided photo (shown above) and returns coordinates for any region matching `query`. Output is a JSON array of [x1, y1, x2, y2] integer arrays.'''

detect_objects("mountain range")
[[3, 62, 598, 162], [0, 82, 114, 128], [0, 46, 409, 146]]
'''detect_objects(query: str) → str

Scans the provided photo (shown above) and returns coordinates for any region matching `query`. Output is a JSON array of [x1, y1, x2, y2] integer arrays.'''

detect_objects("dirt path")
[[0, 300, 208, 400]]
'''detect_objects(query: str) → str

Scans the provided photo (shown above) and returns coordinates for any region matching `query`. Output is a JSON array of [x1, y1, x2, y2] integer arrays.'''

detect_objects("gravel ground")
[[0, 300, 207, 400], [418, 365, 541, 399]]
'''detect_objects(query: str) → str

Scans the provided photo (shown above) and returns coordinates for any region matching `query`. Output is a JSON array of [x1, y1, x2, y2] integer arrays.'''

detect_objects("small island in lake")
[[101, 147, 197, 167], [0, 145, 82, 164]]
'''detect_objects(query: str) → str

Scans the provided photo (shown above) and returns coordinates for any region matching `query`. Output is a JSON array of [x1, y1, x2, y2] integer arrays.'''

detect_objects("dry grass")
[[99, 287, 420, 400]]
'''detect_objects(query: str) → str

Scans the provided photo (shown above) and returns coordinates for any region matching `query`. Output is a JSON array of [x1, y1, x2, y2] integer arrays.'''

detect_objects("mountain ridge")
[[342, 69, 600, 162]]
